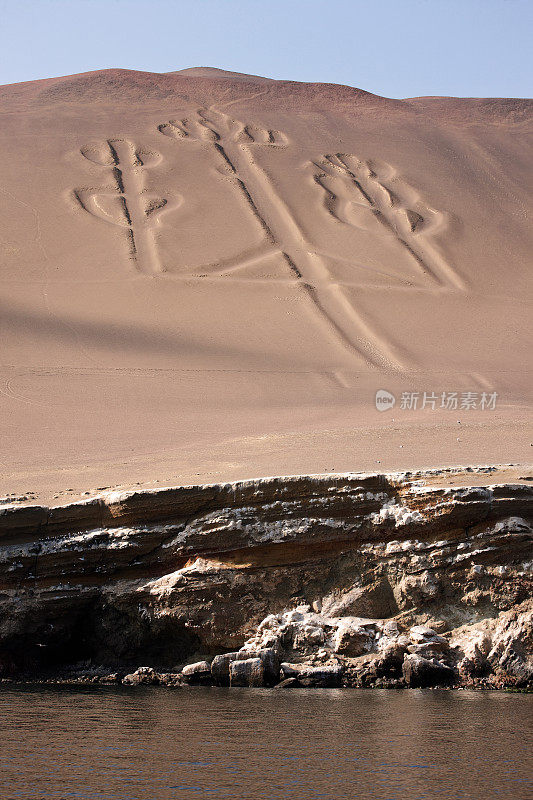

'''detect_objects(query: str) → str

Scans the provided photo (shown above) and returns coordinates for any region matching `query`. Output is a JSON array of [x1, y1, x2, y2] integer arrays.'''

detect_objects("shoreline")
[[1, 677, 531, 692]]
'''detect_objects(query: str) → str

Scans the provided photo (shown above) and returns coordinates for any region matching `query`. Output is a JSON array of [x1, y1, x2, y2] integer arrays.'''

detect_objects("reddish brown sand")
[[0, 68, 531, 505]]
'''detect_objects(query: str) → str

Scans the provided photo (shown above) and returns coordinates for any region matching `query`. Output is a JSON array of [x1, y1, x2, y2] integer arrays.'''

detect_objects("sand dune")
[[0, 68, 531, 503]]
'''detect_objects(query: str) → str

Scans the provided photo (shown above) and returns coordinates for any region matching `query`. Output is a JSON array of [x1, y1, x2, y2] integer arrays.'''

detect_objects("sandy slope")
[[0, 67, 531, 503]]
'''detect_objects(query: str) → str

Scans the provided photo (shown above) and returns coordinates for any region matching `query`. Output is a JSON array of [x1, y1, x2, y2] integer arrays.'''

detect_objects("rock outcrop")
[[0, 469, 531, 687]]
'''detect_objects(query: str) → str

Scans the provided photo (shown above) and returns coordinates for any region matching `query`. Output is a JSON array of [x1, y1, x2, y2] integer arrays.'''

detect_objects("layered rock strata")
[[0, 470, 531, 687]]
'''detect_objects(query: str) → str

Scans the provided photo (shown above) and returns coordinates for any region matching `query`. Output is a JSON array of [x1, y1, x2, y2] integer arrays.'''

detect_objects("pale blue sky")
[[0, 0, 531, 98]]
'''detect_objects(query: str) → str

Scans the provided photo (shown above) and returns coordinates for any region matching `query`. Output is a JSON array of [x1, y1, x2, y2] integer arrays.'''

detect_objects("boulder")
[[426, 619, 449, 634], [333, 623, 372, 657], [280, 662, 307, 680], [447, 601, 533, 685], [323, 579, 398, 618], [157, 672, 182, 687], [284, 607, 309, 623], [378, 632, 410, 653], [280, 662, 343, 687], [229, 657, 265, 687], [211, 652, 240, 686], [122, 666, 160, 686], [382, 620, 403, 638], [378, 640, 409, 677], [402, 653, 454, 688], [273, 677, 299, 689], [409, 625, 448, 646], [242, 625, 282, 651], [100, 673, 120, 684], [239, 647, 280, 685], [449, 624, 493, 679], [305, 665, 343, 687], [299, 669, 342, 688], [242, 611, 291, 652], [343, 654, 381, 687], [293, 624, 325, 650], [181, 660, 212, 685], [309, 647, 333, 664], [407, 640, 450, 660], [395, 571, 440, 608], [257, 613, 282, 631], [488, 602, 533, 685]]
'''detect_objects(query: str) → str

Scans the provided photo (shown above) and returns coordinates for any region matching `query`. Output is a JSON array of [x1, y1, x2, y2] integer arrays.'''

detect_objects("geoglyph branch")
[[314, 154, 465, 291], [74, 139, 180, 275]]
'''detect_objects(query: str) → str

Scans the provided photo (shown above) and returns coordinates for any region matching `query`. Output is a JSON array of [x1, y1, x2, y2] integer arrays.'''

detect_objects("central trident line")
[[159, 109, 407, 370]]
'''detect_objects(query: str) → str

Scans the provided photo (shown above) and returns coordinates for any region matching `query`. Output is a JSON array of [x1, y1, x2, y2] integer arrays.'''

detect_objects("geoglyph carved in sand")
[[313, 154, 465, 291], [74, 139, 180, 274], [69, 115, 463, 371], [158, 108, 408, 371]]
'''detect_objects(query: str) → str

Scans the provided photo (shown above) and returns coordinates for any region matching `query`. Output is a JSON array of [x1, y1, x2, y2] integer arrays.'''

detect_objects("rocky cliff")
[[0, 469, 531, 687]]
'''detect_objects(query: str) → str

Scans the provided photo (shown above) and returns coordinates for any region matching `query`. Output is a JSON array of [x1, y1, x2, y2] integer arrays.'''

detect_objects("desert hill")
[[0, 68, 531, 503]]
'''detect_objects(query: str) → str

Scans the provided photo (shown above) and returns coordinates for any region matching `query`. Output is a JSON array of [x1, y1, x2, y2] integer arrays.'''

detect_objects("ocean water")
[[0, 686, 531, 799]]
